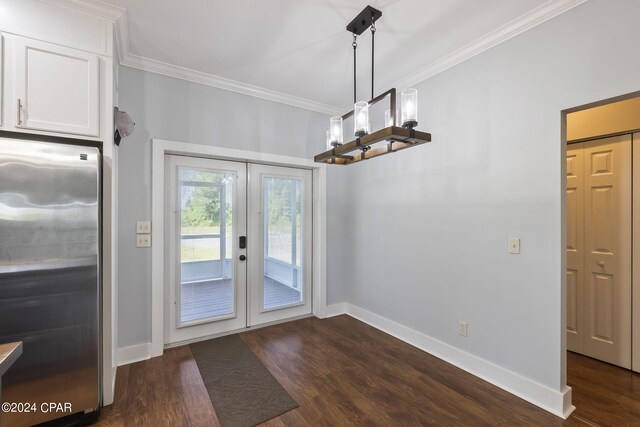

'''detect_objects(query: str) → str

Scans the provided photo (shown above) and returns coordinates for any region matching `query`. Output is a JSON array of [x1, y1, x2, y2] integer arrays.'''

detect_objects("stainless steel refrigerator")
[[0, 136, 101, 426]]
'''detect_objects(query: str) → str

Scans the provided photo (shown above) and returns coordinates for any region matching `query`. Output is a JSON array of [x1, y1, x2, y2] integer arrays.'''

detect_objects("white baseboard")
[[342, 303, 574, 419], [325, 303, 347, 317], [114, 303, 574, 418], [117, 343, 152, 366]]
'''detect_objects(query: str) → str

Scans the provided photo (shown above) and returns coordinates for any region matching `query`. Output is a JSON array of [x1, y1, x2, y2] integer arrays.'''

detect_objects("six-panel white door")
[[566, 135, 632, 368]]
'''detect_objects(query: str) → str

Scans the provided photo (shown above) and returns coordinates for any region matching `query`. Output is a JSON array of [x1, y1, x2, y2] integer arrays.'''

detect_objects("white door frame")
[[150, 138, 327, 357]]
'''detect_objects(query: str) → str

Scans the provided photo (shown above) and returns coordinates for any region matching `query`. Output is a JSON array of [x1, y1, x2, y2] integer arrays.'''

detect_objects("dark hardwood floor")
[[568, 351, 640, 426], [96, 315, 640, 426]]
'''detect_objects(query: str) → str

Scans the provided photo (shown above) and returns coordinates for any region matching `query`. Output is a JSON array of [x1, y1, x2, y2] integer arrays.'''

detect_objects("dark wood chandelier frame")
[[314, 88, 431, 165]]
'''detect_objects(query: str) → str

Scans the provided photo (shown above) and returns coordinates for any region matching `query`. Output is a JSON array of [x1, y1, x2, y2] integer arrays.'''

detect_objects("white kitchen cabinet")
[[13, 37, 99, 137]]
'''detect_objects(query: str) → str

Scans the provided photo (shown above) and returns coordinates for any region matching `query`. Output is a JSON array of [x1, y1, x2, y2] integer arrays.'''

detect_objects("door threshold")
[[164, 313, 314, 349]]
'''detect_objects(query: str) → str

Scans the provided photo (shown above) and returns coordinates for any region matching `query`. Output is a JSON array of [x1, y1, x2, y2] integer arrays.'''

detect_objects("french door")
[[247, 164, 312, 326], [165, 156, 312, 344]]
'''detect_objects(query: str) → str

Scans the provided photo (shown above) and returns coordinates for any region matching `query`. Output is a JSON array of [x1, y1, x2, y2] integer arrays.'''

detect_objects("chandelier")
[[314, 6, 431, 165]]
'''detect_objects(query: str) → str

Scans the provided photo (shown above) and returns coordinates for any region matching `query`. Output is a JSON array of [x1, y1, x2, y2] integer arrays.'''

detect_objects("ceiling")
[[96, 0, 582, 113]]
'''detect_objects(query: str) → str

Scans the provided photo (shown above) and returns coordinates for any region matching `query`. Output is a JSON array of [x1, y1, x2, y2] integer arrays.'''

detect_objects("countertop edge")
[[0, 342, 23, 377]]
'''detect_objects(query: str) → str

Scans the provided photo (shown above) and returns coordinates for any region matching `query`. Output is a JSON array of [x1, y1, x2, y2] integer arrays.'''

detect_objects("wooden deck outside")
[[181, 278, 302, 323]]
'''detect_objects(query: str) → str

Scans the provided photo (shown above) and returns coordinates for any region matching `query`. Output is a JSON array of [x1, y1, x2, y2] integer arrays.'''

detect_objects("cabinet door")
[[15, 37, 99, 136]]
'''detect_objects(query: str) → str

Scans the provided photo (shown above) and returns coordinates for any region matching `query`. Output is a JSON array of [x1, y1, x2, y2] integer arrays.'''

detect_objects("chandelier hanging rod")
[[347, 6, 381, 103]]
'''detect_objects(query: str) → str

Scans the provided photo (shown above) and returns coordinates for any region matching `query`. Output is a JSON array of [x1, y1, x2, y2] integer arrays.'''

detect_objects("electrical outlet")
[[457, 321, 468, 337], [136, 220, 151, 234], [508, 237, 520, 254], [136, 234, 151, 248]]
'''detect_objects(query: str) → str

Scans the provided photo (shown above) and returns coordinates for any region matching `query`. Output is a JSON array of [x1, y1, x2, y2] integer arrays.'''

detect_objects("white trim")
[[38, 0, 126, 22], [116, 343, 152, 366], [111, 366, 117, 399], [118, 299, 575, 418], [391, 0, 589, 91], [151, 139, 327, 358], [313, 167, 328, 319], [120, 53, 341, 115], [116, 313, 314, 366], [325, 303, 347, 317], [36, 0, 123, 57], [341, 303, 575, 419], [113, 7, 130, 65]]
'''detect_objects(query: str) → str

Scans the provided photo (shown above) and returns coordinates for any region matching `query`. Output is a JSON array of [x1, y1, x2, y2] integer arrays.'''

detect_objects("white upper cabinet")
[[14, 37, 100, 137]]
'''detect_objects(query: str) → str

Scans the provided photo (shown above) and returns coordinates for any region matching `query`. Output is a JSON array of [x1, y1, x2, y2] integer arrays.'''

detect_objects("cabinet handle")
[[17, 99, 23, 126]]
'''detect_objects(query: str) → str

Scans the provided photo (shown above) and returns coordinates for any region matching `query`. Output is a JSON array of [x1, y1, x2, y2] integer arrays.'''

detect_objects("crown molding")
[[391, 0, 589, 91], [120, 53, 342, 116], [38, 0, 125, 22], [47, 0, 588, 116], [112, 6, 130, 64], [37, 0, 128, 62], [40, 0, 340, 114]]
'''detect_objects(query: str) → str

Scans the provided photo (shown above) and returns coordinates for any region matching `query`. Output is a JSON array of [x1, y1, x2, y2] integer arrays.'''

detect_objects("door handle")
[[239, 236, 246, 249], [239, 254, 246, 261], [598, 261, 605, 267], [17, 99, 23, 126]]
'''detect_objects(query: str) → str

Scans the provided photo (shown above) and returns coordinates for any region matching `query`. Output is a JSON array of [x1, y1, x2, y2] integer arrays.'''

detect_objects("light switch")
[[136, 220, 151, 234], [508, 237, 520, 254], [137, 234, 151, 248]]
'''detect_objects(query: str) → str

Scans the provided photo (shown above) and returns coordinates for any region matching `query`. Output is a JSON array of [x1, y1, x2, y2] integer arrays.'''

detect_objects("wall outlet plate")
[[508, 237, 520, 254], [457, 321, 468, 337], [136, 234, 151, 248], [137, 220, 151, 234]]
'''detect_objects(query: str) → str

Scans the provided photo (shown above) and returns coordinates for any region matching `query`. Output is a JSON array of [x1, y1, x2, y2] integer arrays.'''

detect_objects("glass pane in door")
[[179, 168, 234, 325], [263, 177, 304, 310]]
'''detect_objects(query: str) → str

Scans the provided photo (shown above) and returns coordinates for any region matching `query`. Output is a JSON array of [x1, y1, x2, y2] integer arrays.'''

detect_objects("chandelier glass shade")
[[329, 116, 343, 146], [354, 101, 370, 137]]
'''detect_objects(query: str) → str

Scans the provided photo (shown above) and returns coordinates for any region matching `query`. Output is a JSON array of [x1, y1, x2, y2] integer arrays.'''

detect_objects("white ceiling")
[[97, 0, 581, 113]]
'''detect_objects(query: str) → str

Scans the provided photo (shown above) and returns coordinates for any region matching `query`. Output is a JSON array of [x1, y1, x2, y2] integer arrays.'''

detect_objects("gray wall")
[[117, 0, 640, 398], [116, 67, 330, 347], [327, 0, 640, 392]]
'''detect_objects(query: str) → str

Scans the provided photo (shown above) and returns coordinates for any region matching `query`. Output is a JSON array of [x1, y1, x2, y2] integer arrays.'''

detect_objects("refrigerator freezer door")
[[0, 138, 100, 427]]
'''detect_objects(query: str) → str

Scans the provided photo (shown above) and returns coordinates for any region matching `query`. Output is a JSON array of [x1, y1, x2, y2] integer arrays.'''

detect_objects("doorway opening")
[[149, 139, 327, 357], [165, 156, 314, 345], [562, 91, 640, 422]]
